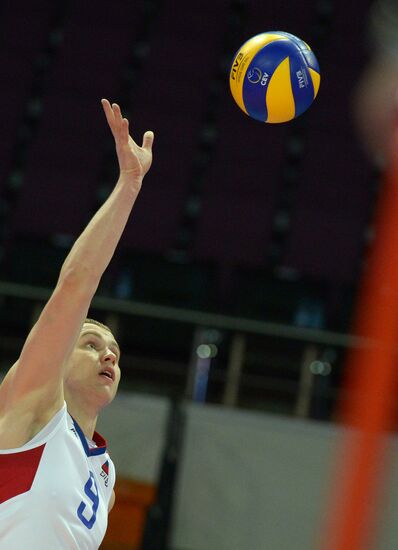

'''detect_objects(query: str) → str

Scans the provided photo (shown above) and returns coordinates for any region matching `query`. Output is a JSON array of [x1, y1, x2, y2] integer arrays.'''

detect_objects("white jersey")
[[0, 403, 115, 549]]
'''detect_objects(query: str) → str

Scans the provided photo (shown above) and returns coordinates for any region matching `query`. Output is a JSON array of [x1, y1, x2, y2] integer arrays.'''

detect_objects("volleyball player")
[[0, 99, 154, 548]]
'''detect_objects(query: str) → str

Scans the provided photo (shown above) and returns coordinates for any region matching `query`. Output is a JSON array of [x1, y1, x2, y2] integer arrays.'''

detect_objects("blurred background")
[[1, 0, 398, 549]]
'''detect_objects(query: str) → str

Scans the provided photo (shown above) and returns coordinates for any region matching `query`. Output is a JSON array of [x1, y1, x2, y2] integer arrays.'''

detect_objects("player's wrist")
[[120, 168, 140, 175], [117, 171, 143, 194]]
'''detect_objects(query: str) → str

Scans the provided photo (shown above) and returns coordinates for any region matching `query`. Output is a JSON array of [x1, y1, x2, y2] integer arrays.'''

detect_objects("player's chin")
[[97, 377, 119, 399], [105, 391, 117, 406], [97, 386, 118, 408]]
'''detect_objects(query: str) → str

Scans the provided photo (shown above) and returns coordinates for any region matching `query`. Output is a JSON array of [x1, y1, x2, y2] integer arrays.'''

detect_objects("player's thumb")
[[142, 131, 154, 150]]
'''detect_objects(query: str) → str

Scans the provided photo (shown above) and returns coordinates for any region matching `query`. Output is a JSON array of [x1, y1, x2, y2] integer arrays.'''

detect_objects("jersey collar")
[[71, 416, 108, 457]]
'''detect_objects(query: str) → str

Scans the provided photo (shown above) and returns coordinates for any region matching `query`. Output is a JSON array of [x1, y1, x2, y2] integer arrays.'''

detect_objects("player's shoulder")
[[0, 365, 65, 450], [0, 362, 18, 415], [0, 401, 37, 450]]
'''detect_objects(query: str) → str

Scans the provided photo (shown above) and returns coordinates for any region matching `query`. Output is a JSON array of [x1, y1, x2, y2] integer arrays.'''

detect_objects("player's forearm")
[[59, 175, 141, 290]]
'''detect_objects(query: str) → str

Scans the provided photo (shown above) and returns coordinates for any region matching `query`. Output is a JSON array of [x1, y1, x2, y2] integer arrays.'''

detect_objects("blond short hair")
[[84, 318, 112, 333]]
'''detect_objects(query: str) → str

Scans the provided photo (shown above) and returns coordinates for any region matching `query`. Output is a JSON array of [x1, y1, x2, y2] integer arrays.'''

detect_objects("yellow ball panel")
[[266, 57, 295, 123], [308, 67, 321, 99], [229, 33, 287, 115]]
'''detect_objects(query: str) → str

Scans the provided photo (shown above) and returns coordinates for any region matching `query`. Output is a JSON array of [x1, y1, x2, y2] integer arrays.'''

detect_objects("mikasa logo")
[[296, 69, 308, 88]]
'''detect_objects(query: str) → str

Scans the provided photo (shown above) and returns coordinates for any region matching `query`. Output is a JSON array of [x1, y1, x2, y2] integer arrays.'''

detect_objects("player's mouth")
[[99, 366, 115, 382]]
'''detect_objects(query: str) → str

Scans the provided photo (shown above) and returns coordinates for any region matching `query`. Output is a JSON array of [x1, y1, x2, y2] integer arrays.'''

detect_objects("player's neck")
[[66, 401, 98, 440]]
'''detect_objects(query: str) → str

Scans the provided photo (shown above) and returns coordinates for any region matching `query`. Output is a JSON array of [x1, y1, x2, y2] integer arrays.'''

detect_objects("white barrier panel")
[[171, 403, 398, 550], [96, 390, 169, 482]]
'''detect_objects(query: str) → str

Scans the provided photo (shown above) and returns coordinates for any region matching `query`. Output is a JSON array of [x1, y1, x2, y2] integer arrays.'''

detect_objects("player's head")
[[352, 0, 398, 166], [63, 318, 121, 411], [353, 56, 398, 167]]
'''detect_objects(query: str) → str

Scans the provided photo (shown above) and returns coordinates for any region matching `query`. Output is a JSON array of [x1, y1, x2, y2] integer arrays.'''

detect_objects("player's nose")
[[102, 351, 116, 366]]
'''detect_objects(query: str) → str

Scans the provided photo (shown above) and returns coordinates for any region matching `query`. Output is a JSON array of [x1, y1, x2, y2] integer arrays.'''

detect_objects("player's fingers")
[[142, 130, 154, 151], [101, 98, 115, 128], [121, 118, 130, 144], [112, 103, 123, 127]]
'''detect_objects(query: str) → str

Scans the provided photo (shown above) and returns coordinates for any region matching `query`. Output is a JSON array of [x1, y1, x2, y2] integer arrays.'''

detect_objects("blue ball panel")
[[271, 31, 306, 47], [272, 31, 320, 73], [302, 49, 320, 73], [288, 50, 315, 117], [242, 39, 298, 122]]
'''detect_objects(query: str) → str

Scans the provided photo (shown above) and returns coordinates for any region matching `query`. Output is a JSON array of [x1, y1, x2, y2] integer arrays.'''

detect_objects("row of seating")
[[0, 0, 375, 289]]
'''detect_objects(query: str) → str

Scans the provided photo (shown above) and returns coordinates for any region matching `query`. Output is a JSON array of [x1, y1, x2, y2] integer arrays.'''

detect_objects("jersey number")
[[77, 472, 99, 529]]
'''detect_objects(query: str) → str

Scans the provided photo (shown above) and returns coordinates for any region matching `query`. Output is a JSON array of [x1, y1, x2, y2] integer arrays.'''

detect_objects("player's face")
[[353, 57, 398, 167], [64, 323, 121, 404]]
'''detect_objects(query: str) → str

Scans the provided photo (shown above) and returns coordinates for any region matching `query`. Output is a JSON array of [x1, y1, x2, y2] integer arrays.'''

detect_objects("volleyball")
[[229, 31, 320, 123]]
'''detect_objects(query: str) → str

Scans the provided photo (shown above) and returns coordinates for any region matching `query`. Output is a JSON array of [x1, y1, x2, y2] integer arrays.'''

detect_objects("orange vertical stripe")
[[320, 127, 398, 550]]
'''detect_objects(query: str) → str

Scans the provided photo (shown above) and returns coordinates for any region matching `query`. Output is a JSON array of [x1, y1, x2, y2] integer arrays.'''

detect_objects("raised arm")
[[59, 100, 154, 286], [0, 100, 154, 417]]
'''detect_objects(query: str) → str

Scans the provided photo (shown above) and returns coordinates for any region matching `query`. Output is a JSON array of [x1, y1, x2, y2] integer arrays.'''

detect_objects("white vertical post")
[[223, 333, 246, 407], [294, 344, 318, 418]]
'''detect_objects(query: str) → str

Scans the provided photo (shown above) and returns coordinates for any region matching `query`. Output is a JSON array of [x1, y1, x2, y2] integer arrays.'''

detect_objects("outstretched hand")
[[101, 99, 154, 180]]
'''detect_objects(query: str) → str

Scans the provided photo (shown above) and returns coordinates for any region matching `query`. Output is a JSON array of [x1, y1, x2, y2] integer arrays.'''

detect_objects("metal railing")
[[0, 279, 367, 419]]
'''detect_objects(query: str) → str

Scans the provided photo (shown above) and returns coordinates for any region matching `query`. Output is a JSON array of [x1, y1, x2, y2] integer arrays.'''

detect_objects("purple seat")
[[0, 5, 53, 53], [10, 171, 98, 237], [0, 7, 55, 192], [243, 0, 314, 38], [119, 109, 201, 252], [282, 131, 373, 283], [9, 96, 108, 238], [305, 0, 373, 131], [193, 99, 287, 266], [41, 1, 141, 100], [133, 0, 230, 108], [117, 0, 232, 252], [47, 29, 133, 98]]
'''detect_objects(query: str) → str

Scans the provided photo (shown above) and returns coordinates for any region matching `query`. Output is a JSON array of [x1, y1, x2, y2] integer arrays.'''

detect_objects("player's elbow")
[[58, 266, 99, 297]]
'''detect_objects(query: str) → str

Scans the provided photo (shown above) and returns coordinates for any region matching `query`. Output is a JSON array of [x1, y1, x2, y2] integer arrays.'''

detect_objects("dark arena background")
[[2, 1, 398, 549]]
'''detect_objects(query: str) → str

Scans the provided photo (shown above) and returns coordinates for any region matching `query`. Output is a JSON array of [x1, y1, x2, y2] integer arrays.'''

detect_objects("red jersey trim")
[[93, 430, 107, 450], [0, 444, 46, 504]]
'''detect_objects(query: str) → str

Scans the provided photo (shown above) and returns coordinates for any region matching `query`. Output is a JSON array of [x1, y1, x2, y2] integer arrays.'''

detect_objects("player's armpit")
[[5, 273, 94, 416]]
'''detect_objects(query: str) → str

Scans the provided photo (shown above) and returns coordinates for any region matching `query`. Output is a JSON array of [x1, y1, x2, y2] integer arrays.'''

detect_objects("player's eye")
[[87, 342, 98, 350]]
